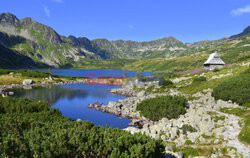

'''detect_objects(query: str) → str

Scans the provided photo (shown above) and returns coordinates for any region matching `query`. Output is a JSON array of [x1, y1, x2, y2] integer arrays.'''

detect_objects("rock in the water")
[[23, 79, 34, 85], [23, 85, 32, 89], [8, 91, 14, 95]]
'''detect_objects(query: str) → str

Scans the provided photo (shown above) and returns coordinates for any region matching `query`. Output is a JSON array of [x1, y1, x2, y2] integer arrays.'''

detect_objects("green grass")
[[178, 65, 249, 95], [0, 69, 86, 86], [207, 111, 226, 122], [184, 140, 194, 145], [173, 146, 199, 157], [181, 124, 197, 134], [212, 68, 250, 105]]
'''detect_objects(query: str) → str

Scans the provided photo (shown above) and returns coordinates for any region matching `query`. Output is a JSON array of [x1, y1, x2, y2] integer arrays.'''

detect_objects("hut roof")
[[204, 52, 225, 65]]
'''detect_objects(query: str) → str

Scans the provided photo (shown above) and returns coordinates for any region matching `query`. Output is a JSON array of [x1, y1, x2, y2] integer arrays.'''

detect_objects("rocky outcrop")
[[22, 79, 34, 85], [102, 80, 249, 157], [120, 88, 248, 157]]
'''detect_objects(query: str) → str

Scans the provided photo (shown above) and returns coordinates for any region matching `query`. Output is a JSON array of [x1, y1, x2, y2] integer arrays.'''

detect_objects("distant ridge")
[[0, 12, 249, 68]]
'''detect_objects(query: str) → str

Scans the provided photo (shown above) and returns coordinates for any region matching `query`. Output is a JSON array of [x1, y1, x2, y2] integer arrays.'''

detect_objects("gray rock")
[[8, 91, 14, 95], [23, 79, 34, 85], [137, 90, 146, 97], [23, 85, 32, 89], [170, 127, 179, 140], [49, 76, 53, 80], [165, 145, 173, 152], [161, 135, 167, 141], [0, 88, 3, 94], [176, 152, 183, 158]]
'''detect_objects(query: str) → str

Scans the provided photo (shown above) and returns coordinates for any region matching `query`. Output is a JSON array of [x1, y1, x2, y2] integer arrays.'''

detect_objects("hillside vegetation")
[[0, 97, 165, 157], [212, 68, 250, 106], [0, 12, 249, 70], [136, 95, 187, 121]]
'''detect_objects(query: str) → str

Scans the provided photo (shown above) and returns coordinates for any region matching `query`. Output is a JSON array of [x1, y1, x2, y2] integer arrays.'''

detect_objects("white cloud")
[[129, 24, 134, 29], [231, 5, 250, 16], [51, 0, 63, 3], [43, 5, 50, 17]]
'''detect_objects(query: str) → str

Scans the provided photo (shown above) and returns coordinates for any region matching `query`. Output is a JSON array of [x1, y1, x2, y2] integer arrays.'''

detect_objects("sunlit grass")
[[0, 75, 22, 85]]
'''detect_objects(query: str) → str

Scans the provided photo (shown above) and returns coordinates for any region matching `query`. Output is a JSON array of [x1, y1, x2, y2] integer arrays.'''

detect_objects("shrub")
[[136, 95, 187, 121], [0, 69, 57, 78], [173, 146, 199, 157], [17, 69, 57, 78], [193, 76, 206, 82], [213, 68, 220, 72], [181, 124, 197, 134], [161, 79, 173, 87], [0, 97, 165, 157], [212, 68, 250, 105], [185, 140, 193, 145], [0, 97, 50, 114], [0, 69, 13, 75], [135, 71, 143, 79]]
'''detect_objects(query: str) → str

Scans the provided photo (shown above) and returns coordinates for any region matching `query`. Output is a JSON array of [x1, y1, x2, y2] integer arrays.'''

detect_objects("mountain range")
[[0, 12, 249, 69]]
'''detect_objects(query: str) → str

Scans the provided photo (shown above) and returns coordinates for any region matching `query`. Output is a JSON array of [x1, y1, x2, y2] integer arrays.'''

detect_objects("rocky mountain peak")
[[20, 17, 36, 26], [0, 12, 19, 26], [242, 26, 250, 35]]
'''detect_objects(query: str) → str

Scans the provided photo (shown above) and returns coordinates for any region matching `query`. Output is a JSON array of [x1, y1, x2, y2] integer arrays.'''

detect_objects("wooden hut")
[[204, 52, 225, 70]]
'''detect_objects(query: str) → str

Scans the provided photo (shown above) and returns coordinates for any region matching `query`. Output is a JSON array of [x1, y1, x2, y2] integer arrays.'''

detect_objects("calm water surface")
[[13, 83, 130, 128], [35, 69, 153, 78], [13, 69, 153, 129]]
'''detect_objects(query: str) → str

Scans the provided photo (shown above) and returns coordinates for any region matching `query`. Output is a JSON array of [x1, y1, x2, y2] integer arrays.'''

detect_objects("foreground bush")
[[212, 68, 250, 105], [0, 97, 165, 157], [136, 95, 187, 121]]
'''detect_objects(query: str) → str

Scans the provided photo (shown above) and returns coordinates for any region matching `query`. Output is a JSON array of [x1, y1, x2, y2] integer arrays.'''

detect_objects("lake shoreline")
[[87, 86, 156, 128], [0, 80, 86, 97]]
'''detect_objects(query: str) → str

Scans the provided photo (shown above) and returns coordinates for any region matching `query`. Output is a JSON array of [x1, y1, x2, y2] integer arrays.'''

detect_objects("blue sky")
[[1, 0, 250, 42]]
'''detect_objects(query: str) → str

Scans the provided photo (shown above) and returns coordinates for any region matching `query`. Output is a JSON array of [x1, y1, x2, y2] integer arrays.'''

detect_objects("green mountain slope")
[[0, 12, 249, 69]]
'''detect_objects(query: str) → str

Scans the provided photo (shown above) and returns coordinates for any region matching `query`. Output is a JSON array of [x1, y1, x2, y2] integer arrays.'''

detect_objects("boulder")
[[23, 79, 34, 85], [170, 127, 179, 140], [49, 76, 53, 81], [213, 127, 226, 138], [137, 91, 146, 97], [161, 135, 167, 141], [8, 91, 14, 95], [124, 127, 140, 134], [76, 119, 82, 121], [187, 132, 199, 142], [107, 101, 116, 108], [23, 85, 32, 89], [0, 88, 3, 94], [165, 145, 173, 152]]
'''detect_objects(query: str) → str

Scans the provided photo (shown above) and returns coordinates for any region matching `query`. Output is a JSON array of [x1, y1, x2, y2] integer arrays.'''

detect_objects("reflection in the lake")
[[14, 85, 89, 104], [12, 83, 131, 129]]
